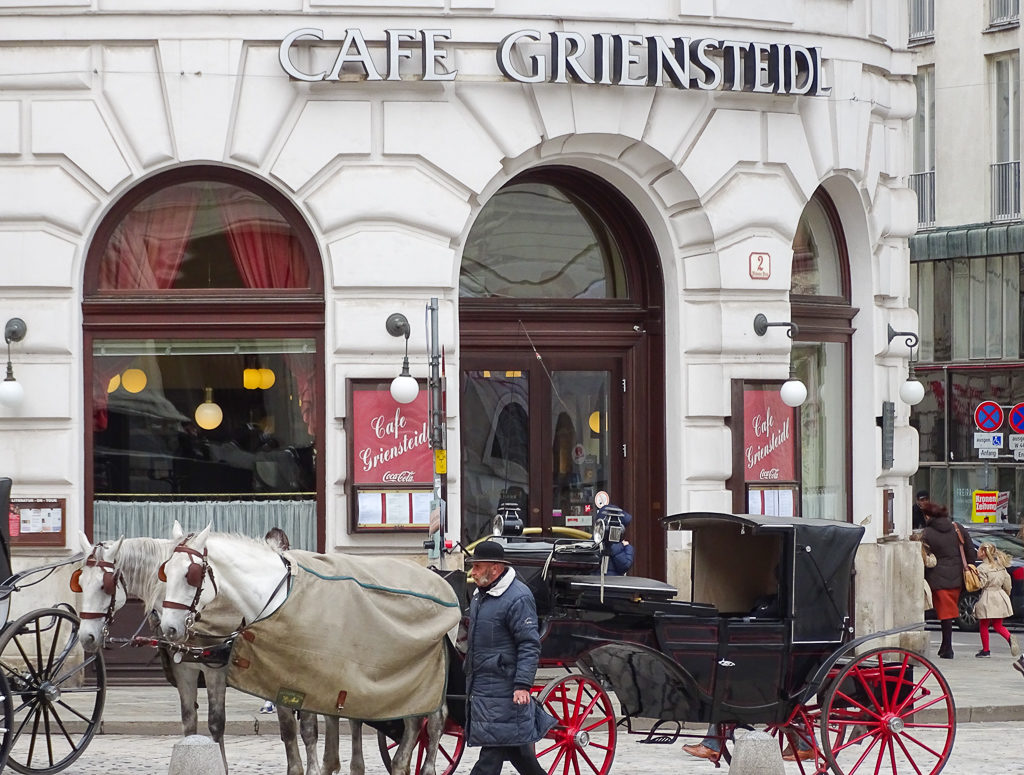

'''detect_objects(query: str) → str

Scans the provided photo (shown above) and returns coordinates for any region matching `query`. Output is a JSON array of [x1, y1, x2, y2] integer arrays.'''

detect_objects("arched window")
[[83, 167, 325, 549], [790, 187, 856, 522], [459, 167, 666, 578]]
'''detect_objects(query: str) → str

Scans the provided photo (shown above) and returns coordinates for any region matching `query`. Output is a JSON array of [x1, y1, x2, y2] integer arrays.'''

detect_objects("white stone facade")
[[0, 1, 922, 635]]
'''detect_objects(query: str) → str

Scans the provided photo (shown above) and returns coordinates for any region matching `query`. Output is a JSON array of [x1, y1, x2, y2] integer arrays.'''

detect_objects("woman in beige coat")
[[974, 542, 1021, 658]]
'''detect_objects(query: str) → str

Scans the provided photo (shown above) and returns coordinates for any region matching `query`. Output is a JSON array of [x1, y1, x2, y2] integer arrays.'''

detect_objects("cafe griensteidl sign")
[[278, 28, 830, 96]]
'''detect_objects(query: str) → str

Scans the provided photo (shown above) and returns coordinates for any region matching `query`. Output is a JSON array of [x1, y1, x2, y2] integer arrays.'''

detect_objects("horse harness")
[[158, 539, 219, 634], [70, 546, 127, 628]]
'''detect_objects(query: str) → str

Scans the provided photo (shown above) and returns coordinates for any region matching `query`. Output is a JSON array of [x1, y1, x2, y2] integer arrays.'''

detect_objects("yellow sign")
[[434, 449, 447, 475], [972, 490, 999, 522]]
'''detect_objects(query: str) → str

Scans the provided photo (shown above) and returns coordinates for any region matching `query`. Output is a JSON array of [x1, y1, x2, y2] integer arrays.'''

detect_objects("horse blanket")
[[227, 550, 461, 720]]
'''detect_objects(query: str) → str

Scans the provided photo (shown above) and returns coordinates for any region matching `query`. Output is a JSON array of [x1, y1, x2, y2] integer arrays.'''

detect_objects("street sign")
[[974, 432, 1004, 448], [979, 448, 999, 459], [1011, 403, 1024, 433], [1011, 435, 1024, 450], [975, 401, 1004, 432], [1016, 448, 1024, 461]]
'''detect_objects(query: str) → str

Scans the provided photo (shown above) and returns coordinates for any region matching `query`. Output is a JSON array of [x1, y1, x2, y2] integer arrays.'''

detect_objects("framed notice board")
[[9, 498, 66, 547], [348, 380, 433, 532]]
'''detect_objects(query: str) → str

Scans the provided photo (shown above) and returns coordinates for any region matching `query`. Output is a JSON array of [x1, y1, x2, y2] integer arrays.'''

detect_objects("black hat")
[[916, 490, 929, 500], [471, 540, 508, 564]]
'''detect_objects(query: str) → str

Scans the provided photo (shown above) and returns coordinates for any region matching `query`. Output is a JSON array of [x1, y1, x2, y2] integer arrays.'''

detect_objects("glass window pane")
[[970, 259, 988, 358], [460, 183, 626, 299], [460, 370, 530, 542], [912, 367, 945, 463], [795, 343, 846, 520], [791, 197, 843, 297], [1004, 255, 1020, 358], [952, 259, 970, 360], [550, 371, 610, 530], [97, 181, 311, 291], [988, 256, 1005, 358]]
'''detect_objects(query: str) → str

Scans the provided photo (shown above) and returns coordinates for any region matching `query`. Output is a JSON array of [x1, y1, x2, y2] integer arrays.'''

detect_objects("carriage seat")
[[499, 539, 602, 572], [556, 574, 679, 602]]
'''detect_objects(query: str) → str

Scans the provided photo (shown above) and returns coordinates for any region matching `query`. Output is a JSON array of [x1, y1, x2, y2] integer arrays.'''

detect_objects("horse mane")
[[98, 536, 174, 613]]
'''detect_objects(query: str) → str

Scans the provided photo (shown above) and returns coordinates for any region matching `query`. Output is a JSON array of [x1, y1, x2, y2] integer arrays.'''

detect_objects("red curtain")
[[214, 189, 309, 290], [98, 186, 200, 290]]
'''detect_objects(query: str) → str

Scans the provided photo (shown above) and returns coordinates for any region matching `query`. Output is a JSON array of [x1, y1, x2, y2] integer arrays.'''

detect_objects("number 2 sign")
[[749, 252, 771, 280]]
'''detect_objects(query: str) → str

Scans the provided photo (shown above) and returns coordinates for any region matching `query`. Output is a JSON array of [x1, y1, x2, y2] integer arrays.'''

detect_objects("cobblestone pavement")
[[41, 721, 1020, 775]]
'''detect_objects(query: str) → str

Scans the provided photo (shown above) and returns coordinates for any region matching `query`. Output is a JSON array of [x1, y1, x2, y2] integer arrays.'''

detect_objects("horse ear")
[[192, 523, 213, 550], [76, 531, 93, 555], [171, 520, 185, 540], [107, 535, 125, 563]]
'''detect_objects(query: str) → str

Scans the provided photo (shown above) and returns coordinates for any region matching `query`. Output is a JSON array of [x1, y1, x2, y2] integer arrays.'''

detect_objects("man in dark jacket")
[[465, 539, 556, 775]]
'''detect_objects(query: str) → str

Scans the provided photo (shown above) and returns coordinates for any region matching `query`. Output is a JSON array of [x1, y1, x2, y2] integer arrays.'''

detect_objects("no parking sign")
[[975, 401, 1004, 432]]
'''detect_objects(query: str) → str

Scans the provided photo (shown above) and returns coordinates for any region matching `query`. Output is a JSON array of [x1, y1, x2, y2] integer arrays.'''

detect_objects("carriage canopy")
[[662, 512, 864, 643]]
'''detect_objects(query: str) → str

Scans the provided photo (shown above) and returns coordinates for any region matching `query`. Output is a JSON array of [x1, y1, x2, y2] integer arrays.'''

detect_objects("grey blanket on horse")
[[227, 550, 461, 720]]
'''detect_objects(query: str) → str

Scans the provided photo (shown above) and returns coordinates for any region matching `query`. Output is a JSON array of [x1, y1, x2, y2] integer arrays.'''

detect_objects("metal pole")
[[426, 297, 447, 563]]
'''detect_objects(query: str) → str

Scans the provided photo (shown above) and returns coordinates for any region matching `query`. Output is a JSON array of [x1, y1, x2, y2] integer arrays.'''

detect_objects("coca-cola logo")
[[382, 470, 415, 483]]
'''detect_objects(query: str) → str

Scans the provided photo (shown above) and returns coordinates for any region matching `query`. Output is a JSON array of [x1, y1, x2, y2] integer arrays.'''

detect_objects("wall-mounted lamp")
[[0, 318, 27, 409], [887, 324, 924, 405], [386, 312, 419, 404], [753, 314, 807, 407]]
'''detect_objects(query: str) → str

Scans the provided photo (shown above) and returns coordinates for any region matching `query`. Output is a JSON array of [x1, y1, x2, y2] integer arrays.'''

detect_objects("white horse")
[[73, 530, 342, 775], [157, 525, 451, 775]]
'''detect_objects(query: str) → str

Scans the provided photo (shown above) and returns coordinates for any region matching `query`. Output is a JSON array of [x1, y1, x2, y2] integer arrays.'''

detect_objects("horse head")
[[71, 531, 127, 652], [158, 523, 218, 643]]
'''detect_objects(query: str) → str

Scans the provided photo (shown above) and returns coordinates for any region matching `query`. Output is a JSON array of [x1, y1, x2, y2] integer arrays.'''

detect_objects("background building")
[[0, 1, 925, 671], [909, 0, 1024, 525]]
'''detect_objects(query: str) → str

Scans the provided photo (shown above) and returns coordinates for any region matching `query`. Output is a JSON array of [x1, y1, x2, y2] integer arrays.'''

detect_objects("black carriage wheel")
[[820, 646, 955, 775], [377, 715, 465, 775], [535, 674, 616, 775], [0, 670, 17, 771], [0, 608, 106, 775]]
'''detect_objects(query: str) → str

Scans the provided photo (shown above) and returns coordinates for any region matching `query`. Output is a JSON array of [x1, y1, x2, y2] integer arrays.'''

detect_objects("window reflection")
[[460, 183, 626, 299]]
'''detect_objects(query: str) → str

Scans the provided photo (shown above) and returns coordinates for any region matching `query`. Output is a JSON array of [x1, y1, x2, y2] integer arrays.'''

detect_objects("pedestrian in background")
[[921, 501, 976, 659], [464, 540, 556, 775], [912, 490, 929, 531], [974, 542, 1021, 659]]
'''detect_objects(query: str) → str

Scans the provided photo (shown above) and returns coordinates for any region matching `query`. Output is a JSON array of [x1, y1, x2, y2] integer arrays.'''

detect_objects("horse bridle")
[[158, 539, 218, 634], [70, 546, 127, 629]]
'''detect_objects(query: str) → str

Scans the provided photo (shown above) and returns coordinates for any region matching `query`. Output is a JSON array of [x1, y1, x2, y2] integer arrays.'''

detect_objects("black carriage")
[[389, 510, 954, 775], [0, 478, 105, 774]]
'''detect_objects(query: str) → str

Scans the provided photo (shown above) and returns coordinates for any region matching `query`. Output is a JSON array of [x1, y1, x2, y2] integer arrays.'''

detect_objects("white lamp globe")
[[0, 379, 24, 409], [390, 374, 419, 404], [899, 379, 925, 406], [194, 388, 223, 430], [780, 378, 808, 408]]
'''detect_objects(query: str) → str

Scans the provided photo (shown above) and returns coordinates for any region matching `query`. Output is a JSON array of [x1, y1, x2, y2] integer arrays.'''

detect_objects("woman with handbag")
[[973, 542, 1021, 658], [921, 501, 977, 659]]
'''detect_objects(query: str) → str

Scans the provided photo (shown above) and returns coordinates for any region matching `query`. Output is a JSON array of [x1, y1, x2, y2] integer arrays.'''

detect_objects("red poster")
[[743, 389, 796, 482], [352, 388, 432, 486]]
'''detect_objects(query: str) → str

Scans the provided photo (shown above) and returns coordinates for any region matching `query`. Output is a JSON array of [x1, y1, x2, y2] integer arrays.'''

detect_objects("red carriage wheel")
[[534, 674, 616, 775], [819, 647, 955, 775], [377, 715, 465, 775], [765, 702, 826, 774]]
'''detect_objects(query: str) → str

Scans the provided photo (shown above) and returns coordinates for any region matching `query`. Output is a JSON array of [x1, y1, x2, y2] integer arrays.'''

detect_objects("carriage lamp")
[[887, 324, 924, 406], [753, 314, 807, 408], [386, 312, 419, 404], [492, 501, 525, 537], [0, 318, 27, 409]]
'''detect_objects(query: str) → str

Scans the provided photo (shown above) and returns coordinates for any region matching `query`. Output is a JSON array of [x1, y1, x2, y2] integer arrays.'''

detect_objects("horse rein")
[[70, 548, 127, 628], [159, 539, 219, 634]]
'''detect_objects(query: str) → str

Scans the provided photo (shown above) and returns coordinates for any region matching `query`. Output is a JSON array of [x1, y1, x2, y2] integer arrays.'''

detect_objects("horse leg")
[[299, 711, 321, 775], [277, 706, 304, 775], [204, 667, 229, 772], [390, 717, 421, 775], [173, 663, 199, 737], [348, 720, 364, 775], [419, 706, 446, 775], [321, 716, 341, 775]]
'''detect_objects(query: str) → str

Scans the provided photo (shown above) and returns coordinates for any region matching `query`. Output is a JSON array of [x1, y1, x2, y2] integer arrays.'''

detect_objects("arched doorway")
[[459, 166, 666, 578], [791, 187, 857, 521]]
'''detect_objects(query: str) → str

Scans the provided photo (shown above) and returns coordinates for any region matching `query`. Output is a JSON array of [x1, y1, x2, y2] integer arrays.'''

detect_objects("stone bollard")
[[167, 734, 227, 775], [728, 729, 785, 775]]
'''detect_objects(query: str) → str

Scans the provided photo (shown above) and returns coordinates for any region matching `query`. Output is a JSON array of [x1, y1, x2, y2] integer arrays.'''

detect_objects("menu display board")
[[349, 381, 433, 531], [734, 383, 801, 518], [9, 498, 66, 546]]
